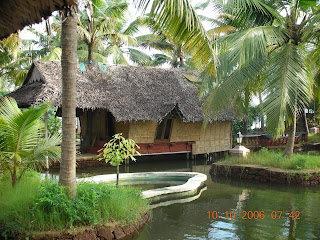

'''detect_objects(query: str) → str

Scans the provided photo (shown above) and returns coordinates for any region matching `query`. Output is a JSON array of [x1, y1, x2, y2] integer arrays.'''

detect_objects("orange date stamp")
[[207, 211, 300, 220]]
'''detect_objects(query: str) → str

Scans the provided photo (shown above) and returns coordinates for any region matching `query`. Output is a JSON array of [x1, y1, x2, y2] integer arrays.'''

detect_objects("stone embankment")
[[210, 163, 320, 185], [25, 212, 149, 240]]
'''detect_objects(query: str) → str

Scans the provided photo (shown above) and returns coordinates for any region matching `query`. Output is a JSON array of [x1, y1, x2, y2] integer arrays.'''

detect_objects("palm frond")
[[136, 0, 217, 76], [105, 45, 128, 65], [264, 43, 313, 135], [123, 16, 148, 36], [203, 56, 267, 116], [42, 47, 62, 61], [129, 48, 152, 66]]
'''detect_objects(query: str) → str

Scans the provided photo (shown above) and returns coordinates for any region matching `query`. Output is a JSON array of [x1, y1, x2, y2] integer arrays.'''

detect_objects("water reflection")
[[48, 157, 320, 239]]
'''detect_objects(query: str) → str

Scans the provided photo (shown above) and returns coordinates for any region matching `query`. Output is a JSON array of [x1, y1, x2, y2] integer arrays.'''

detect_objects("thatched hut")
[[8, 61, 236, 156], [0, 0, 75, 40]]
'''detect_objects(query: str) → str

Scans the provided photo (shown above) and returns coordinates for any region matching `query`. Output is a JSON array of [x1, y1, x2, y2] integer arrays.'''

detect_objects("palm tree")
[[0, 33, 29, 89], [59, 2, 78, 198], [132, 33, 195, 68], [103, 16, 147, 65], [136, 0, 217, 75], [202, 0, 317, 158], [77, 0, 129, 63], [24, 27, 62, 61], [0, 97, 61, 186]]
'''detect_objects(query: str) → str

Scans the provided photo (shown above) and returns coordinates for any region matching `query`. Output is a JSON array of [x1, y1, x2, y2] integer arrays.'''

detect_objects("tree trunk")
[[259, 92, 265, 132], [242, 115, 249, 135], [116, 165, 119, 188], [59, 4, 78, 198], [88, 41, 94, 63], [283, 109, 297, 158], [303, 111, 309, 134], [177, 44, 185, 68]]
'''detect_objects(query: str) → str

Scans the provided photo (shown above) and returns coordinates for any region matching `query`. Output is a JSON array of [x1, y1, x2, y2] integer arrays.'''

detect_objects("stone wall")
[[210, 163, 320, 185], [28, 212, 149, 240]]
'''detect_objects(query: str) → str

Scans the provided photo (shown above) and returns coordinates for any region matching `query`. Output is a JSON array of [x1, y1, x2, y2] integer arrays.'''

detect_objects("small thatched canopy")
[[0, 0, 75, 40], [8, 61, 236, 122]]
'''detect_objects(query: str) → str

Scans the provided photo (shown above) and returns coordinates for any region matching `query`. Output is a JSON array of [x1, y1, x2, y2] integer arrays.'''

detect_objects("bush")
[[308, 133, 320, 143], [0, 179, 148, 238], [222, 148, 320, 170]]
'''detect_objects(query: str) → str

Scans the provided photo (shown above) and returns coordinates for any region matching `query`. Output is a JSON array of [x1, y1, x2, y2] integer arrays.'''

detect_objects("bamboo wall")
[[194, 121, 232, 154], [170, 119, 232, 154], [128, 121, 158, 143], [170, 119, 201, 142]]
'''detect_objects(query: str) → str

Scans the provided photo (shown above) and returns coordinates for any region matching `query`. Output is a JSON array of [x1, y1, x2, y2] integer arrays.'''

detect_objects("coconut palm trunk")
[[283, 108, 297, 158], [59, 4, 78, 198], [259, 92, 265, 132]]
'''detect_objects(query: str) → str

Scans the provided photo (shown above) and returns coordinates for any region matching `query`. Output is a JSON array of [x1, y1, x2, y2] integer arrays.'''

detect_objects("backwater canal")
[[50, 155, 320, 239]]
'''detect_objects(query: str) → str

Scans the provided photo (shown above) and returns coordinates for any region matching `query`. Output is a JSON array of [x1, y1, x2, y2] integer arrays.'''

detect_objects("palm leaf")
[[264, 43, 313, 135], [136, 0, 217, 76]]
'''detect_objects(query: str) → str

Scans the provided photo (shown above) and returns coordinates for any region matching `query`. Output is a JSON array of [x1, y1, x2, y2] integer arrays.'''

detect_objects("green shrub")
[[308, 133, 320, 143], [0, 179, 148, 238], [222, 148, 320, 170], [292, 156, 306, 170]]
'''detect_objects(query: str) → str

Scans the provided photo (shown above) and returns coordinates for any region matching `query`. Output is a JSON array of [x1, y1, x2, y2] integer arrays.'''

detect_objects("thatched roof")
[[8, 61, 236, 122], [0, 0, 75, 40]]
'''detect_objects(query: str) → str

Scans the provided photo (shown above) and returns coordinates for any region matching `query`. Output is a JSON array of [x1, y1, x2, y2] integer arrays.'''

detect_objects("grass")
[[221, 148, 320, 170], [0, 172, 148, 239], [307, 133, 320, 143]]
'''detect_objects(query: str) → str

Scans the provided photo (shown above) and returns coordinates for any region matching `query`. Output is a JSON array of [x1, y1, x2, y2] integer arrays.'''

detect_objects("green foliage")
[[40, 106, 62, 136], [232, 106, 259, 133], [0, 171, 42, 238], [0, 97, 61, 185], [201, 0, 317, 160], [0, 90, 9, 97], [0, 179, 148, 238], [98, 133, 140, 167], [98, 133, 140, 187], [222, 148, 320, 170], [308, 133, 320, 143]]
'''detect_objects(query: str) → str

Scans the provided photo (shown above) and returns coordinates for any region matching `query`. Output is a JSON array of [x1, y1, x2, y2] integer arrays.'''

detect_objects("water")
[[50, 157, 320, 239]]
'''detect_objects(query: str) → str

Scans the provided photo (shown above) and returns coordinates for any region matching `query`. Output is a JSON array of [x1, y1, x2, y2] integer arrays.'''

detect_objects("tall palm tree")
[[132, 33, 196, 68], [24, 27, 62, 61], [103, 16, 146, 65], [59, 2, 78, 198], [136, 0, 217, 75], [202, 0, 317, 158], [77, 0, 129, 63], [0, 33, 29, 89]]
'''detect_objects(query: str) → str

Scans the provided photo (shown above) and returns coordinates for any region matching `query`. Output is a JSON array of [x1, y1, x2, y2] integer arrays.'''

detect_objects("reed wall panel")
[[193, 121, 232, 154], [129, 121, 158, 143], [170, 119, 201, 142]]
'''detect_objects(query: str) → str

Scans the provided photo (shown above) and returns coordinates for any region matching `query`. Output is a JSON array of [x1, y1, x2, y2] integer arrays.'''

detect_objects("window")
[[155, 118, 173, 141]]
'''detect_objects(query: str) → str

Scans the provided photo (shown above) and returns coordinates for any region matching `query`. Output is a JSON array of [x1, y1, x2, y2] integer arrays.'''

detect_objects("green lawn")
[[221, 148, 320, 170], [0, 172, 148, 239]]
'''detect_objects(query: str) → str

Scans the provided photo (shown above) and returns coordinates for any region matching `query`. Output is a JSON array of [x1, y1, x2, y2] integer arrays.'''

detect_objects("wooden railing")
[[232, 132, 308, 149]]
